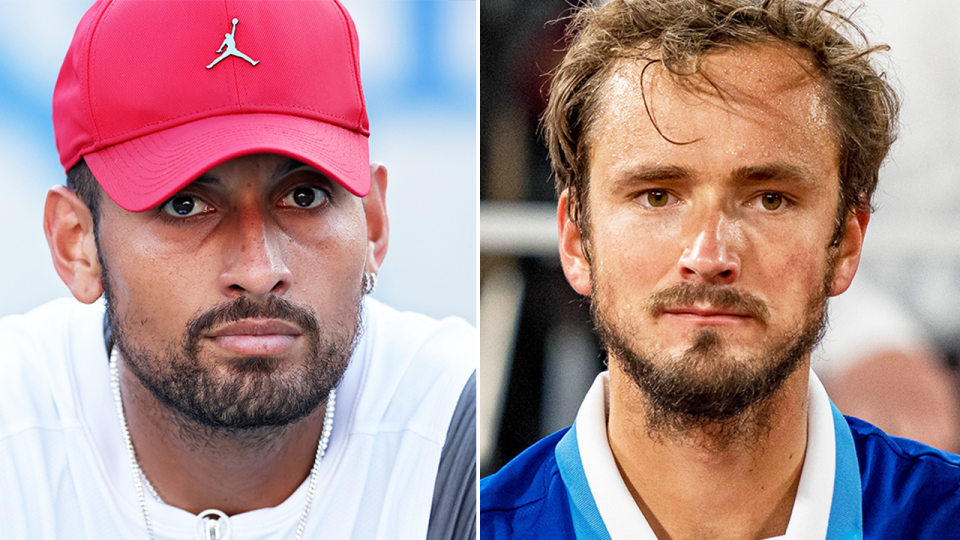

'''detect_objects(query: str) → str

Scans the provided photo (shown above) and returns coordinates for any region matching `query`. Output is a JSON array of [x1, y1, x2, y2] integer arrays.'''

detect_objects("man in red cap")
[[0, 1, 475, 539]]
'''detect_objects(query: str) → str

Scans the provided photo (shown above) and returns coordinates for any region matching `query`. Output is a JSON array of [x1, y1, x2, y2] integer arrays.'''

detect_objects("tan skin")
[[44, 154, 389, 515], [558, 44, 868, 539]]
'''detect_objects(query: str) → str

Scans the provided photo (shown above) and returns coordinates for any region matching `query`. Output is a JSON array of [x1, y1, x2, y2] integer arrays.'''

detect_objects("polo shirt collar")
[[554, 369, 862, 540]]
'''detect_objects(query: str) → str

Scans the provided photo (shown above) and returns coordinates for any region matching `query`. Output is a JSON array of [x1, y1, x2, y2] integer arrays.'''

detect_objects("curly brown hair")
[[544, 0, 899, 245]]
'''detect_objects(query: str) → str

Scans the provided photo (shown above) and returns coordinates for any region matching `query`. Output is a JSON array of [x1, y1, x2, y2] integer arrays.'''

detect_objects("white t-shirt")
[[0, 297, 476, 540]]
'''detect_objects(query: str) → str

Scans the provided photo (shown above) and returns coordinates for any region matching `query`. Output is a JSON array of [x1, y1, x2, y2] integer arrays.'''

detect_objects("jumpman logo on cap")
[[206, 18, 259, 69]]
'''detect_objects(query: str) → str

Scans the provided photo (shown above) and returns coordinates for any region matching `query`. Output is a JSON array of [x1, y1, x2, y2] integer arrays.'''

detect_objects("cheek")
[[744, 225, 831, 322], [590, 206, 686, 286], [99, 214, 215, 312], [283, 209, 368, 312], [588, 209, 684, 327], [99, 240, 199, 346]]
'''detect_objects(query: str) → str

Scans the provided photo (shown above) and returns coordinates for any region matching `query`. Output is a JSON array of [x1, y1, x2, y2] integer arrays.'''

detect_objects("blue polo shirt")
[[480, 372, 960, 539]]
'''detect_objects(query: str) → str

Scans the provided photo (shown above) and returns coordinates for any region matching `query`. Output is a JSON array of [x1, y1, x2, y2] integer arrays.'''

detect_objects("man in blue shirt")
[[480, 0, 960, 538]]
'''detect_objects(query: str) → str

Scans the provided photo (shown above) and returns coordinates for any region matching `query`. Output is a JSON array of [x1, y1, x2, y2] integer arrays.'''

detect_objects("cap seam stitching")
[[85, 0, 120, 147], [332, 0, 365, 129], [95, 104, 365, 145]]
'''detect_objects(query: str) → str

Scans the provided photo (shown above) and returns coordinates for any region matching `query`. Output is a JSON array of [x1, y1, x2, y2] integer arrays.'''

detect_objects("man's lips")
[[660, 305, 755, 323], [206, 319, 302, 355], [207, 319, 302, 337]]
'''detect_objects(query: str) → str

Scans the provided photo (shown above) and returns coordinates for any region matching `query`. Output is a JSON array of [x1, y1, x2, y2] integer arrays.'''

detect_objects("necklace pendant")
[[194, 509, 231, 540], [205, 518, 221, 540]]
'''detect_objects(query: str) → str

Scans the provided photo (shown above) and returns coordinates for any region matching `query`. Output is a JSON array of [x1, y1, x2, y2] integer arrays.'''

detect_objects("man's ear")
[[829, 208, 870, 297], [558, 190, 592, 296], [362, 163, 389, 274], [44, 185, 103, 303]]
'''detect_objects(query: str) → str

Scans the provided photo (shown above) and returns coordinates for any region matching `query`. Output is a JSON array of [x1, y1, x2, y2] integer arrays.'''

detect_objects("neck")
[[606, 362, 809, 540], [117, 359, 326, 515]]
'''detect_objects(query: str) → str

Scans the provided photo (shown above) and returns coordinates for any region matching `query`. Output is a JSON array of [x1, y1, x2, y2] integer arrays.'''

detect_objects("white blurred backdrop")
[[0, 0, 477, 324], [850, 0, 960, 342]]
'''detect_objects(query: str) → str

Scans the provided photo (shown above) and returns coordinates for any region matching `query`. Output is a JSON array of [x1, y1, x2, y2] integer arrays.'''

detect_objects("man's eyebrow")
[[191, 173, 222, 187], [272, 158, 312, 180], [613, 164, 692, 186], [608, 163, 817, 192], [730, 163, 812, 183]]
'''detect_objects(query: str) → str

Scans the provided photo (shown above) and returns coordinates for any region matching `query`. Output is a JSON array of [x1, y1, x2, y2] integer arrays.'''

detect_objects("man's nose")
[[677, 212, 741, 285], [218, 204, 292, 297]]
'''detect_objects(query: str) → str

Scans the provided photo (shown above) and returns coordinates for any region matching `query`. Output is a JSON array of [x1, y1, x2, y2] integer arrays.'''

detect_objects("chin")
[[224, 355, 287, 375], [601, 313, 821, 426]]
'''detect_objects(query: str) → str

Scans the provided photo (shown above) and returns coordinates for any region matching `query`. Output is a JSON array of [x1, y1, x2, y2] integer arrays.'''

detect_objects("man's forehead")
[[589, 43, 833, 149], [584, 42, 840, 194], [602, 43, 823, 116], [687, 42, 820, 96]]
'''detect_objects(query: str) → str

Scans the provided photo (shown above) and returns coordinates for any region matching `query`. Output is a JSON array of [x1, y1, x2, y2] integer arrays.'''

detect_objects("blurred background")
[[480, 0, 960, 475], [0, 0, 477, 325]]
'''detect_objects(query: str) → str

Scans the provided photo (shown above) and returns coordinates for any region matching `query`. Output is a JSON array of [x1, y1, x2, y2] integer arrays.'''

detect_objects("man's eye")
[[161, 194, 212, 217], [282, 186, 328, 209], [756, 193, 784, 211], [639, 190, 676, 208]]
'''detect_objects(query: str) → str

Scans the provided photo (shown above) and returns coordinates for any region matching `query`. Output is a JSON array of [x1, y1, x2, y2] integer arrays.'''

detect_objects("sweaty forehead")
[[687, 42, 823, 100], [589, 42, 833, 148]]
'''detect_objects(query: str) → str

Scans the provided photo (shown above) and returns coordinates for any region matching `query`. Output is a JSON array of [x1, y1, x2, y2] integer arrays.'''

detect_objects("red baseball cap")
[[53, 0, 370, 212]]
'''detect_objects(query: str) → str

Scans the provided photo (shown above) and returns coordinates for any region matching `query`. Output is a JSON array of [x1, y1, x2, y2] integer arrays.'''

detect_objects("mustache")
[[644, 283, 770, 325], [184, 296, 321, 350]]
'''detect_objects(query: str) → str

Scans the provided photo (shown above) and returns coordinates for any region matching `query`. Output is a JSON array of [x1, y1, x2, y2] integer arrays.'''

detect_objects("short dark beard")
[[593, 279, 829, 448], [102, 259, 361, 434]]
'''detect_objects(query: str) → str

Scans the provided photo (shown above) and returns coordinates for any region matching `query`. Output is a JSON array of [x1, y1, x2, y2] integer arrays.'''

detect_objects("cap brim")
[[84, 113, 370, 212]]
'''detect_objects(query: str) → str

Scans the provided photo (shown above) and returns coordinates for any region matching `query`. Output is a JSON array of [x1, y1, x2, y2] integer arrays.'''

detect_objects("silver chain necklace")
[[110, 348, 336, 540]]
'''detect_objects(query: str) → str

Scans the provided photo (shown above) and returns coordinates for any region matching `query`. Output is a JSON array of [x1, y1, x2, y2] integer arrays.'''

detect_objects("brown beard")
[[592, 277, 830, 447]]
